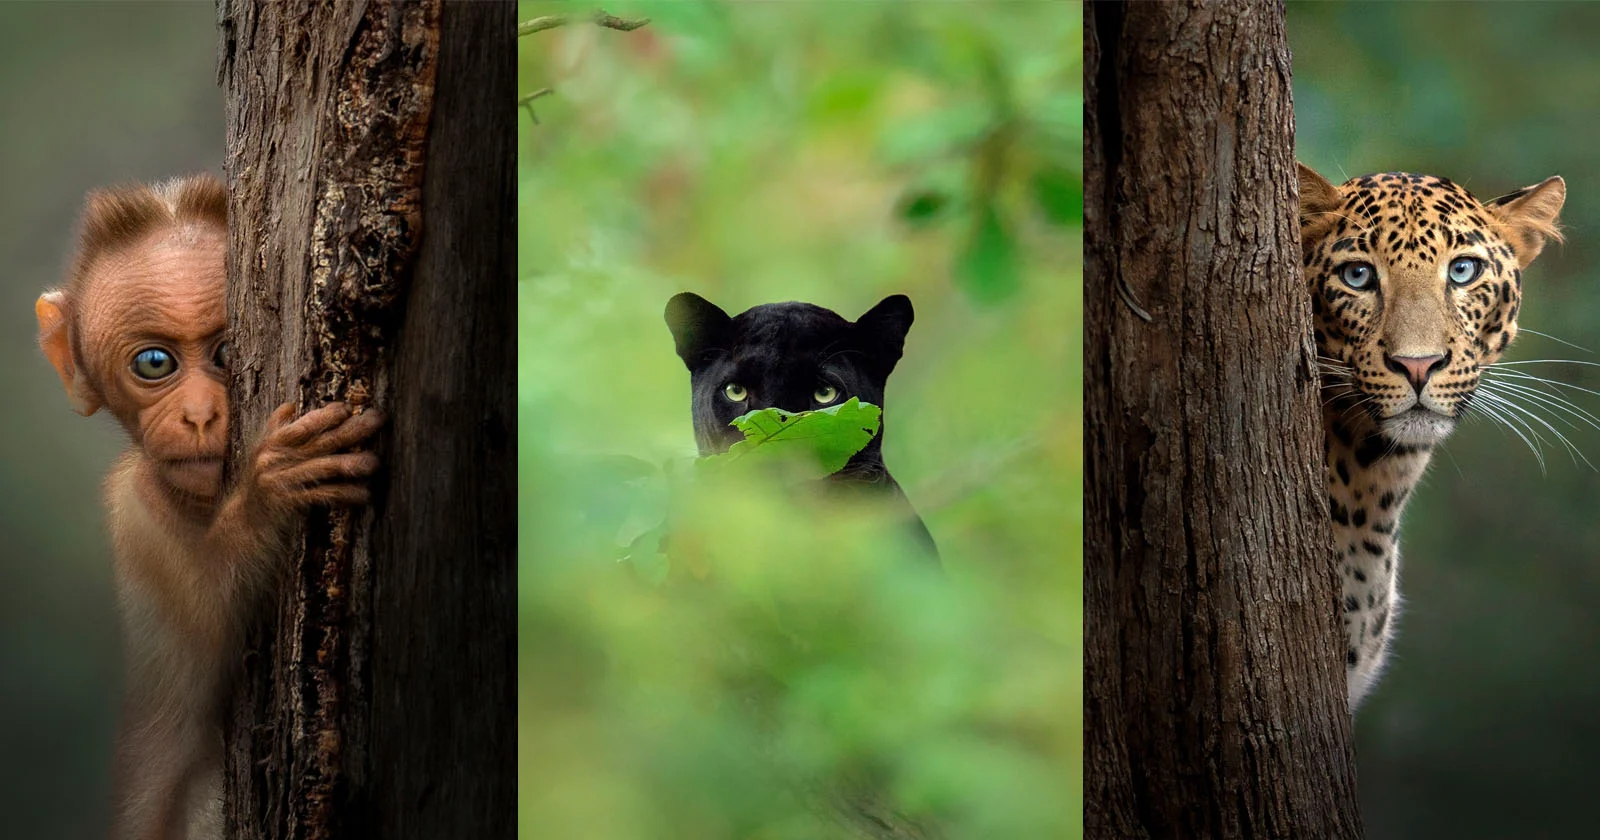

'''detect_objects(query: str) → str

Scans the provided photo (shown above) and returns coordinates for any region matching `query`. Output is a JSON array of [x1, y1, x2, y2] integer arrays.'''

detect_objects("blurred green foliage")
[[517, 2, 1081, 837], [0, 4, 222, 838], [1293, 3, 1600, 837]]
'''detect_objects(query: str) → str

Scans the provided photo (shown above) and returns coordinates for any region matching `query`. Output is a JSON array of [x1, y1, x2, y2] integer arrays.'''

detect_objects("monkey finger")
[[271, 452, 380, 488], [273, 402, 355, 447], [266, 402, 298, 432], [302, 409, 387, 457], [293, 484, 372, 508]]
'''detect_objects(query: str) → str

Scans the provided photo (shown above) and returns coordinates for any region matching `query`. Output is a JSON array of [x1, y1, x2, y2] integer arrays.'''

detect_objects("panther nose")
[[1384, 352, 1449, 392]]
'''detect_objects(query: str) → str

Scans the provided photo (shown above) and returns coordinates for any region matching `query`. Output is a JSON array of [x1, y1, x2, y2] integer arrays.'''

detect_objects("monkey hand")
[[197, 401, 383, 598], [213, 401, 385, 555], [244, 401, 386, 514]]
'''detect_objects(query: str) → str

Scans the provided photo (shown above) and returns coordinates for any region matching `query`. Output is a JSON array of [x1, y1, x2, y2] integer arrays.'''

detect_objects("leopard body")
[[1297, 164, 1565, 709]]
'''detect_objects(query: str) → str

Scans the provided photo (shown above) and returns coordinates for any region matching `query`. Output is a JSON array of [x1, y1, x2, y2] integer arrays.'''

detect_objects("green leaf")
[[702, 398, 882, 480]]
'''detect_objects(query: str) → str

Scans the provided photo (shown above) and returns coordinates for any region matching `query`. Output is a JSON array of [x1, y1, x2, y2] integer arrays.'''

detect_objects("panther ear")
[[854, 294, 915, 377], [1487, 176, 1565, 266], [1297, 162, 1343, 250], [664, 292, 732, 370]]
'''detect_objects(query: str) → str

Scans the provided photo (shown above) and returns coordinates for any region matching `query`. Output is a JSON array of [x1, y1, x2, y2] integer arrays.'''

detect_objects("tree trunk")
[[1083, 2, 1363, 837], [216, 1, 514, 838]]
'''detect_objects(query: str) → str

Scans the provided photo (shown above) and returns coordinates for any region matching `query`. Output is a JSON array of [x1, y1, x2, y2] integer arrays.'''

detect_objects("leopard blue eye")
[[1339, 262, 1376, 290], [723, 383, 748, 402], [132, 348, 177, 381], [813, 385, 839, 405], [1448, 256, 1484, 286]]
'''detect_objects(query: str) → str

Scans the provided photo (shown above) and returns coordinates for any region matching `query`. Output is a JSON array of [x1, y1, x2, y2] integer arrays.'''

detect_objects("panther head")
[[1298, 164, 1565, 446]]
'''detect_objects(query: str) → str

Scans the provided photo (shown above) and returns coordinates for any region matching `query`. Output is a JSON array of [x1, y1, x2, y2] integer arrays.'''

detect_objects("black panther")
[[664, 292, 938, 558]]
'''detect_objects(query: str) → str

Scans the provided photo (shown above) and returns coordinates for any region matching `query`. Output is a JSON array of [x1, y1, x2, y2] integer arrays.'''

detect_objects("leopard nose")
[[1384, 352, 1449, 392]]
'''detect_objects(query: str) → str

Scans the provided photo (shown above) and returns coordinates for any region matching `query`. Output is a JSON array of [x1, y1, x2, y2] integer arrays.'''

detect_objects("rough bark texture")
[[1083, 2, 1363, 837], [217, 1, 514, 838]]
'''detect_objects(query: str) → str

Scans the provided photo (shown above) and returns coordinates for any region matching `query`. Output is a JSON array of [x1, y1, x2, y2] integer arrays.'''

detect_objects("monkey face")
[[73, 229, 231, 499]]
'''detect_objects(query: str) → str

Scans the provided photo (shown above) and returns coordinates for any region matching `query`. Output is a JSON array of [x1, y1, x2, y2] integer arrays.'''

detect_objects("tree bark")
[[1083, 2, 1363, 837], [216, 1, 514, 838]]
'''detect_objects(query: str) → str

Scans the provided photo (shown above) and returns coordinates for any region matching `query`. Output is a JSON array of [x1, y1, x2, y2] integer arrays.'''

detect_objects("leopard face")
[[1299, 165, 1565, 446]]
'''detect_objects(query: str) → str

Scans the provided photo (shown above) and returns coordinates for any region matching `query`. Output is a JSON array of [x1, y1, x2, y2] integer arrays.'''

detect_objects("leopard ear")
[[854, 294, 914, 377], [1487, 176, 1565, 267], [1297, 162, 1343, 251], [664, 292, 732, 370]]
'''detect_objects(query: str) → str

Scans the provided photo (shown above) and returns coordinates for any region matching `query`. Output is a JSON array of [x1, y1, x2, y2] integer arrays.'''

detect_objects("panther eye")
[[1339, 262, 1376, 290], [813, 384, 840, 405], [131, 347, 177, 381], [1448, 256, 1485, 287], [722, 383, 748, 402]]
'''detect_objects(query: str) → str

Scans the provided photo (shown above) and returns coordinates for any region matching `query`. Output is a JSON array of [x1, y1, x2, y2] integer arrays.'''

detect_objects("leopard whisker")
[[1460, 396, 1548, 474], [1477, 379, 1600, 433], [1475, 390, 1592, 470], [1515, 327, 1593, 355], [1335, 394, 1376, 422], [1482, 368, 1600, 401], [1488, 358, 1600, 370]]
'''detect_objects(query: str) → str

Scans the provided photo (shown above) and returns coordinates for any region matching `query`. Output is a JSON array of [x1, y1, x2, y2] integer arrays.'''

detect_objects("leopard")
[[1297, 163, 1565, 711]]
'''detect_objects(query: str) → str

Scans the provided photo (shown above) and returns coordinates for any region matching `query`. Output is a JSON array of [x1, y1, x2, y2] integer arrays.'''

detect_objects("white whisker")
[[1515, 328, 1592, 355]]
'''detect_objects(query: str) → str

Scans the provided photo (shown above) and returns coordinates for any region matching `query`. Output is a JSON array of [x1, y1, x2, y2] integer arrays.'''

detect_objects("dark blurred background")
[[0, 3, 220, 836], [1293, 3, 1600, 837]]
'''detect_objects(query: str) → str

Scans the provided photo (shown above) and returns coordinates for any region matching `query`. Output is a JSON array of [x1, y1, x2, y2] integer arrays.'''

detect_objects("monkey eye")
[[213, 341, 229, 370], [131, 348, 177, 381]]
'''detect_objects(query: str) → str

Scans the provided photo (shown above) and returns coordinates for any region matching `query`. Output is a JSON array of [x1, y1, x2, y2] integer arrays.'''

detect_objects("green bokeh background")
[[1293, 3, 1600, 836], [518, 2, 1081, 837], [0, 2, 221, 837]]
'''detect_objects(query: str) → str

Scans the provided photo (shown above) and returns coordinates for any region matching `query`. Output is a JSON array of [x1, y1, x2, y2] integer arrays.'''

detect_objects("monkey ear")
[[36, 292, 101, 417], [854, 294, 915, 377], [664, 292, 733, 370], [1487, 176, 1566, 267]]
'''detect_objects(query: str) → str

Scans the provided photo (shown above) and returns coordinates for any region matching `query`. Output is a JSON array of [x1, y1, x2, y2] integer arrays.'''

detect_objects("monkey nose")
[[183, 403, 221, 434]]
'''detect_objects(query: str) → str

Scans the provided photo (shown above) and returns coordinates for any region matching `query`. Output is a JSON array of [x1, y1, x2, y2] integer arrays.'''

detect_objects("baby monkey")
[[35, 175, 383, 840]]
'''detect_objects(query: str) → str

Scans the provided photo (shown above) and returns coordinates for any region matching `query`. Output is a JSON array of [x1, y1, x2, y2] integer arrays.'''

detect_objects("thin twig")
[[518, 87, 553, 108], [518, 9, 651, 37]]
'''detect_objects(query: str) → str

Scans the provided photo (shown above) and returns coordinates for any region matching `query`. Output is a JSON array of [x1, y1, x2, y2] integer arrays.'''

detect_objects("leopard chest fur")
[[1324, 413, 1429, 708]]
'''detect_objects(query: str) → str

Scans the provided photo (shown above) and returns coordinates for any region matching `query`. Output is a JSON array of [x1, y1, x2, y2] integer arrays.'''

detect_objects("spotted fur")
[[1298, 163, 1566, 710]]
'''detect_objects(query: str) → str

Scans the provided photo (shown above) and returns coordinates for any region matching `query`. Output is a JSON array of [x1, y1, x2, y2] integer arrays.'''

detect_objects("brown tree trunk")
[[216, 1, 514, 838], [1083, 2, 1362, 837]]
